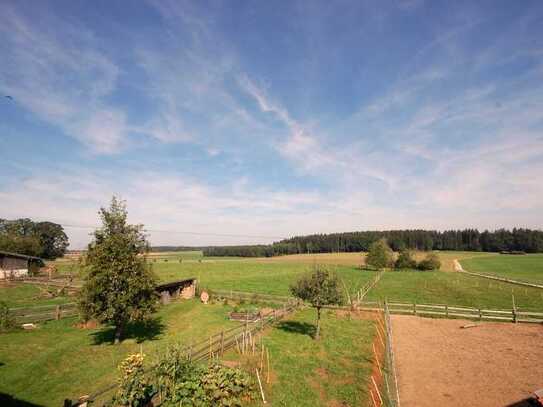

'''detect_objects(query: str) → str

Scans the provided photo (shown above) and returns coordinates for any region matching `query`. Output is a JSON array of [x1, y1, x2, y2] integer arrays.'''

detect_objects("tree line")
[[0, 218, 69, 259], [203, 228, 543, 257]]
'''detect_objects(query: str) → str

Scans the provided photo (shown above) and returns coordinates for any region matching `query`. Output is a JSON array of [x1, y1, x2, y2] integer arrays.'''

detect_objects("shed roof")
[[156, 278, 197, 291], [0, 250, 43, 262]]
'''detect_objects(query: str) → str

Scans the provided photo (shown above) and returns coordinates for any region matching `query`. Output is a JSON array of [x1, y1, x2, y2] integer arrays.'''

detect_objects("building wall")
[[0, 256, 29, 280]]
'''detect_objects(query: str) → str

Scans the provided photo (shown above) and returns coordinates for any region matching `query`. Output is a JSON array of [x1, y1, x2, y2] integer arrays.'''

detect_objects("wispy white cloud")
[[0, 4, 128, 153]]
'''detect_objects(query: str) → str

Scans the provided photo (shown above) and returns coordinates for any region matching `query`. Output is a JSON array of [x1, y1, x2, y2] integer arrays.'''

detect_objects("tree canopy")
[[290, 266, 342, 340], [79, 197, 157, 344], [0, 218, 68, 259], [365, 238, 394, 270], [203, 228, 543, 257]]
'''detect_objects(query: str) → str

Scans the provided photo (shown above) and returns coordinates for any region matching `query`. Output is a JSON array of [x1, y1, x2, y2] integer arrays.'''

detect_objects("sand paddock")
[[391, 315, 543, 407]]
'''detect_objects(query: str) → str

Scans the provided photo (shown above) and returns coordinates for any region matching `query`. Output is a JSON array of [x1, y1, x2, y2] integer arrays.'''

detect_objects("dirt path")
[[391, 315, 543, 407]]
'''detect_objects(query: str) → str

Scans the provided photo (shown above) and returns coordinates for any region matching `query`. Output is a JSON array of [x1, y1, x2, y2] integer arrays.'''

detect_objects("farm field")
[[2, 250, 543, 406], [461, 254, 543, 285], [0, 300, 241, 406], [223, 308, 376, 406], [155, 261, 376, 297], [365, 270, 543, 311]]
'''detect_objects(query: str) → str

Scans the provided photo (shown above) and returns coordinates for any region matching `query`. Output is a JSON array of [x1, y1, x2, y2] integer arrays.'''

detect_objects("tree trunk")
[[315, 307, 321, 340], [114, 323, 124, 344]]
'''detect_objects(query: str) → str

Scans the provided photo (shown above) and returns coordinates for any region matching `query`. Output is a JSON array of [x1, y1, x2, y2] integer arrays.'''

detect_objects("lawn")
[[223, 308, 376, 406], [365, 270, 543, 311], [0, 300, 241, 406], [460, 254, 543, 285], [153, 261, 377, 298], [0, 283, 74, 308]]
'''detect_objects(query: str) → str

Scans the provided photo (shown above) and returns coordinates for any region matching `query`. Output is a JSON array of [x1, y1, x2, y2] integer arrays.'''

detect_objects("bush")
[[114, 345, 255, 407], [0, 301, 16, 332], [365, 238, 394, 270], [417, 253, 441, 270], [395, 250, 417, 270], [114, 353, 153, 407]]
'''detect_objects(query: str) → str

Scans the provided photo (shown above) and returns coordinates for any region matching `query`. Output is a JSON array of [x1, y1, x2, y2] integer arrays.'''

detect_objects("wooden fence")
[[8, 302, 78, 324], [357, 300, 543, 324], [354, 271, 383, 305], [64, 302, 300, 406]]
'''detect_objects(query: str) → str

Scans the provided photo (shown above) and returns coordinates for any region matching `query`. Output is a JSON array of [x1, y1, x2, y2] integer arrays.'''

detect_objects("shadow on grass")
[[0, 393, 44, 407], [276, 320, 316, 338], [91, 317, 165, 345]]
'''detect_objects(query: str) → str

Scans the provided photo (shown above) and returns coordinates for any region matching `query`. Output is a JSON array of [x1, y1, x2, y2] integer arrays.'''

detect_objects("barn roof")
[[156, 278, 197, 291], [0, 250, 43, 262]]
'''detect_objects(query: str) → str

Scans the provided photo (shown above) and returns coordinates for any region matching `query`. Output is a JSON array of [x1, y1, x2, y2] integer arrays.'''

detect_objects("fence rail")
[[357, 301, 543, 324], [8, 302, 78, 324]]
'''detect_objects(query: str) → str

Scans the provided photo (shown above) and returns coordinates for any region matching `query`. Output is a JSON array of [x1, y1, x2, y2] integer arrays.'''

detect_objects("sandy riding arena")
[[391, 315, 543, 407]]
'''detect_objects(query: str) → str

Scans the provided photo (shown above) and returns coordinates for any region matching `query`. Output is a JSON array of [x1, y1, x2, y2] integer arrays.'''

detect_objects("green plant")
[[0, 301, 16, 332], [395, 249, 417, 269], [201, 363, 254, 406], [290, 265, 342, 340], [417, 253, 441, 270], [152, 345, 206, 406], [78, 197, 158, 344], [114, 353, 153, 407], [152, 345, 254, 406], [365, 238, 394, 270]]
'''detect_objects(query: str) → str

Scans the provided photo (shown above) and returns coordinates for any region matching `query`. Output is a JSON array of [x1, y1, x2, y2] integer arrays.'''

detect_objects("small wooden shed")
[[155, 278, 197, 304], [0, 251, 44, 280]]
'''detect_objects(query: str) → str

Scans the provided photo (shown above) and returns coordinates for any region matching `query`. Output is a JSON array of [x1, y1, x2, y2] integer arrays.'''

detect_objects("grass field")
[[460, 254, 543, 285], [2, 250, 543, 405], [0, 300, 240, 406], [155, 261, 376, 298], [223, 308, 375, 406], [0, 283, 73, 308], [365, 270, 543, 311]]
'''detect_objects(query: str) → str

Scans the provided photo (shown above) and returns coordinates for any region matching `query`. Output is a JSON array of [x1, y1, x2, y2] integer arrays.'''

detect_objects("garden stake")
[[256, 368, 267, 404]]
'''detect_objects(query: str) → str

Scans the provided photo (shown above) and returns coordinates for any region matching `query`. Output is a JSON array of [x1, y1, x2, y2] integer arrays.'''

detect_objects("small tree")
[[395, 249, 417, 270], [365, 238, 394, 270], [417, 253, 441, 270], [290, 266, 342, 340], [79, 197, 157, 344]]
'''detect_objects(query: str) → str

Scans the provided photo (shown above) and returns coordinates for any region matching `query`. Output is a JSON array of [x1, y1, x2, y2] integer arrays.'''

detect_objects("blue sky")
[[1, 0, 542, 249]]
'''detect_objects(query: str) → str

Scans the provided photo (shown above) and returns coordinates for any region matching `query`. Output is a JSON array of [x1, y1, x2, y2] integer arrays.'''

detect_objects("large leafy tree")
[[365, 238, 394, 270], [34, 222, 69, 259], [79, 197, 157, 344], [0, 218, 68, 259], [290, 266, 342, 340]]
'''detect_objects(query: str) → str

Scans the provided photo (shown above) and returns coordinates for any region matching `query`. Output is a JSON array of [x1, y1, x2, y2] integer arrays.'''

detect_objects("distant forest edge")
[[196, 229, 543, 257]]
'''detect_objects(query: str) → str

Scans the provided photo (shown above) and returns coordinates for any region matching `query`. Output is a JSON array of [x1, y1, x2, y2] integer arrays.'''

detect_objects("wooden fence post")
[[512, 294, 517, 323], [56, 305, 61, 320], [413, 303, 417, 315], [445, 304, 449, 318], [220, 330, 225, 356]]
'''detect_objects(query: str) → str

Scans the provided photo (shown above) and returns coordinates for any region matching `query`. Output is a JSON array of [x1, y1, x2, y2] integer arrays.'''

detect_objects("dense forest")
[[0, 218, 69, 259], [202, 229, 543, 257]]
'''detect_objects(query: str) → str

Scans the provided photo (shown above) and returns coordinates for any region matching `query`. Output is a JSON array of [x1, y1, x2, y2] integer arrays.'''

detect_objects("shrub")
[[0, 301, 16, 332], [417, 253, 441, 270], [114, 353, 153, 407], [395, 250, 417, 270], [365, 238, 394, 270], [152, 345, 255, 406]]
